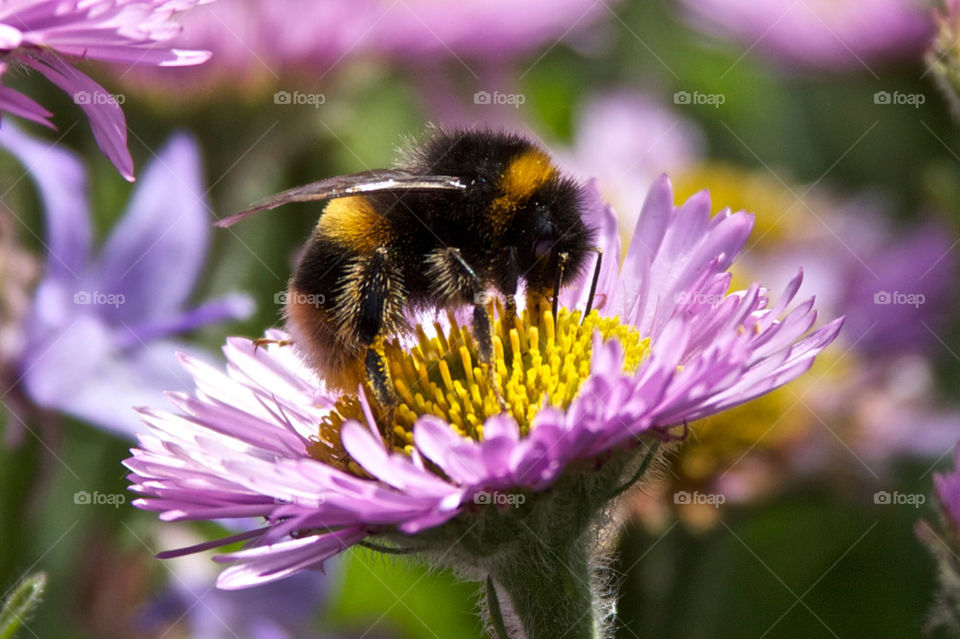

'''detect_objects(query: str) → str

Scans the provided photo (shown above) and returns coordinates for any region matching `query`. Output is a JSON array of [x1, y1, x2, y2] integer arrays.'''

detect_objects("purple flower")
[[123, 0, 613, 94], [558, 91, 704, 229], [678, 0, 933, 70], [741, 201, 958, 359], [126, 174, 841, 592], [0, 123, 252, 437], [367, 0, 612, 60], [935, 444, 960, 517], [923, 446, 960, 634], [140, 569, 333, 639], [0, 0, 212, 180]]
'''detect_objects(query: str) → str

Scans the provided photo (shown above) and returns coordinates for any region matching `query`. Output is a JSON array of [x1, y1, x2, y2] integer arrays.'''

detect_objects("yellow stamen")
[[307, 308, 650, 471]]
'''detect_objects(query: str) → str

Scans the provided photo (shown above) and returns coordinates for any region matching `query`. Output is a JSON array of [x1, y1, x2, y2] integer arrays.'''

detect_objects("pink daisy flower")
[[126, 175, 841, 637]]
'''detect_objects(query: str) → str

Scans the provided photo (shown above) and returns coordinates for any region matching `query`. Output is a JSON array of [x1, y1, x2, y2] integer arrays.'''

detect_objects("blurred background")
[[1, 0, 959, 637]]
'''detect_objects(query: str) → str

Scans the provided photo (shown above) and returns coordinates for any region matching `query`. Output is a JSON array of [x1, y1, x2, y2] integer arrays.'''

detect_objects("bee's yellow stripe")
[[490, 149, 556, 234], [317, 196, 393, 251]]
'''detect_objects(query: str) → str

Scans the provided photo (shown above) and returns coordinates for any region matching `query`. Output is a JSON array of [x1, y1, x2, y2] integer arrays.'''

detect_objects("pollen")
[[308, 306, 649, 468]]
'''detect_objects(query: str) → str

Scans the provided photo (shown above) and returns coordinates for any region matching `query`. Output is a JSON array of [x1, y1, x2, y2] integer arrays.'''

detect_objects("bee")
[[219, 128, 597, 407]]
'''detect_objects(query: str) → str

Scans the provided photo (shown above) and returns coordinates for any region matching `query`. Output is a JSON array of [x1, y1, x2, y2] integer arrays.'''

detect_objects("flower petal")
[[23, 49, 134, 181], [94, 133, 208, 320], [215, 528, 366, 589], [0, 121, 91, 279]]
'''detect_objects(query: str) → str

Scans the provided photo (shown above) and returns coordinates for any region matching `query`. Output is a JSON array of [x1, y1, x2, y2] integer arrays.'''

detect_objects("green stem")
[[0, 572, 46, 639], [486, 536, 600, 639], [486, 576, 511, 639]]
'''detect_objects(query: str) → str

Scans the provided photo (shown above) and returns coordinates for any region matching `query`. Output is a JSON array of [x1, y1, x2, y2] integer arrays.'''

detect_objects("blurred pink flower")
[[557, 91, 704, 223], [124, 0, 614, 94], [0, 123, 252, 437], [678, 0, 933, 70], [0, 0, 212, 180]]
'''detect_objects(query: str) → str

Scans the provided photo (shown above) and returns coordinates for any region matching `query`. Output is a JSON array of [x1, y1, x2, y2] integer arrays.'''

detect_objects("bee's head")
[[518, 174, 592, 294], [414, 130, 594, 294]]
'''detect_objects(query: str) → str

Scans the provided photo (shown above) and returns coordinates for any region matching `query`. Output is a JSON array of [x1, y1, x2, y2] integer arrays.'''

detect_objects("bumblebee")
[[220, 129, 595, 406]]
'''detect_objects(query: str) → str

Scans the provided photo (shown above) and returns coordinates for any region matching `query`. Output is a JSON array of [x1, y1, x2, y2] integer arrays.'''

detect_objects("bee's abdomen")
[[292, 232, 347, 310], [284, 283, 365, 392]]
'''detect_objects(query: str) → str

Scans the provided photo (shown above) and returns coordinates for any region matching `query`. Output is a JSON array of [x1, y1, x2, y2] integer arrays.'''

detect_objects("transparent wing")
[[216, 170, 466, 227]]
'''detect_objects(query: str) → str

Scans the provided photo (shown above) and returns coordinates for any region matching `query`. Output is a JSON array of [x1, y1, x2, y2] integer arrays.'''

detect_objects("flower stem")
[[0, 572, 46, 639], [486, 576, 511, 639], [487, 535, 602, 639]]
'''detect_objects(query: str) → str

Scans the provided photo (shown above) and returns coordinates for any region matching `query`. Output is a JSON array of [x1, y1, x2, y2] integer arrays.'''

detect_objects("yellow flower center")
[[308, 307, 649, 472]]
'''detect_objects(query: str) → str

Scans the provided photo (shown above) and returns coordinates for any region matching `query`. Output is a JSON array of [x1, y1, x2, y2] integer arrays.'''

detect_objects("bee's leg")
[[430, 247, 509, 412], [551, 251, 570, 330], [582, 247, 603, 321], [472, 306, 509, 414], [499, 246, 519, 328], [252, 338, 293, 351], [353, 248, 405, 437], [363, 344, 393, 409], [524, 244, 568, 329]]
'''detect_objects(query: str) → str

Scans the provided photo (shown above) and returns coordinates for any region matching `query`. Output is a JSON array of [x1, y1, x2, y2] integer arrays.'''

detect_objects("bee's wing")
[[216, 170, 466, 228]]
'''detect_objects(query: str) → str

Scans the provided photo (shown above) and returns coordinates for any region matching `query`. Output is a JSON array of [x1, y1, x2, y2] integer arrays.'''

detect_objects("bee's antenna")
[[582, 247, 603, 323]]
